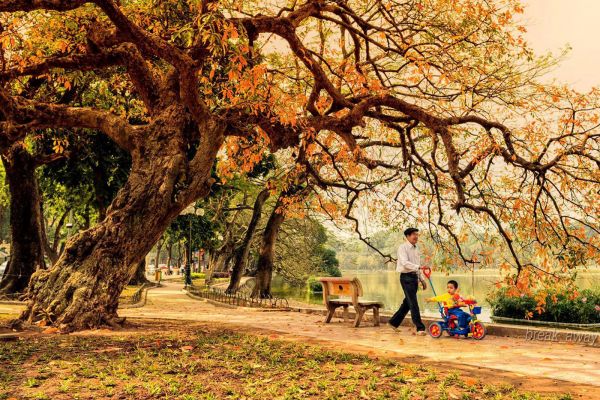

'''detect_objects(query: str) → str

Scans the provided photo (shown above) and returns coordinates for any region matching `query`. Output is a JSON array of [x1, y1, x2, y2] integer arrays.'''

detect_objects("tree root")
[[102, 316, 127, 330], [7, 318, 24, 331]]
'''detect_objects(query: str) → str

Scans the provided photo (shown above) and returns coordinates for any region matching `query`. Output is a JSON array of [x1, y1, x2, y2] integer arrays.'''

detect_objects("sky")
[[335, 2, 600, 240], [522, 0, 600, 91]]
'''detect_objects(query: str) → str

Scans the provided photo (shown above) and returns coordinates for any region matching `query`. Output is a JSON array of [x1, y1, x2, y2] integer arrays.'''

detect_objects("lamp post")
[[185, 218, 192, 288], [180, 205, 204, 289]]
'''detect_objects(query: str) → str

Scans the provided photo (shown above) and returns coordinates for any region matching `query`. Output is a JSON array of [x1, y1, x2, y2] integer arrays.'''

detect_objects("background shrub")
[[306, 276, 323, 293], [488, 288, 600, 324]]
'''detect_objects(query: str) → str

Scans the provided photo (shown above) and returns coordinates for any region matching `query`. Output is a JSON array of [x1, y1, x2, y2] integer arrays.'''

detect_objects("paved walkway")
[[0, 302, 23, 316], [2, 282, 599, 396], [119, 282, 600, 394]]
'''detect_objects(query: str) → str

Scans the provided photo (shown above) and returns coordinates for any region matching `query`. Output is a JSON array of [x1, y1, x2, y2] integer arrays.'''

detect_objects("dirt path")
[[117, 281, 600, 397]]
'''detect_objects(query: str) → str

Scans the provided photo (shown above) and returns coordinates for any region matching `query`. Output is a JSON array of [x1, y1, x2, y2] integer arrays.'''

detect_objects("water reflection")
[[271, 270, 600, 322]]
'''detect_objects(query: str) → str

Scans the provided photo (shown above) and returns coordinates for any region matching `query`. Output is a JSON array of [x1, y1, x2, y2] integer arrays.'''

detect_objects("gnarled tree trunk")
[[20, 108, 224, 331], [128, 259, 149, 285], [226, 188, 269, 294], [206, 202, 246, 284], [206, 248, 234, 283], [251, 194, 286, 299], [0, 146, 45, 295]]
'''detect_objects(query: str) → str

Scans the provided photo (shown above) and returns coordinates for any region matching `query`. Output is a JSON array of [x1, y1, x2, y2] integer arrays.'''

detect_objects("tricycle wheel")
[[471, 322, 486, 340], [428, 322, 443, 338]]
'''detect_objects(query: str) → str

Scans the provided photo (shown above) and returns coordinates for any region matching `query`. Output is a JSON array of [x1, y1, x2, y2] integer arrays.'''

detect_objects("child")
[[426, 280, 471, 330]]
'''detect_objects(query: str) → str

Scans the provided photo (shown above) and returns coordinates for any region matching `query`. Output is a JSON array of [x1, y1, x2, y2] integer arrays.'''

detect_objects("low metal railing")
[[120, 282, 159, 306], [187, 285, 289, 309]]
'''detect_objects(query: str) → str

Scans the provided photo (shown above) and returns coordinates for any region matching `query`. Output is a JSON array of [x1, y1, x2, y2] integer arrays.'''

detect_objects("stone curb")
[[491, 316, 600, 331]]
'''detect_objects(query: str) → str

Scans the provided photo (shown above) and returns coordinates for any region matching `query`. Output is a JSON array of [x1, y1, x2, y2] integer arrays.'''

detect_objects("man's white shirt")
[[396, 240, 424, 281]]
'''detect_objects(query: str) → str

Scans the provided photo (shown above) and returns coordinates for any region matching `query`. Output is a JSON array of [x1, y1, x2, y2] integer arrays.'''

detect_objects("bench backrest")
[[318, 277, 363, 307]]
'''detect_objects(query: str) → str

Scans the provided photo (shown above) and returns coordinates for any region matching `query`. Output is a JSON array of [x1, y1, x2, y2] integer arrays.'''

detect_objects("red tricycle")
[[421, 267, 487, 340]]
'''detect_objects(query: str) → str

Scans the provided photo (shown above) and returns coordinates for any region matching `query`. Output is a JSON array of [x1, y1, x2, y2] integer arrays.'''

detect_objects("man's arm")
[[418, 270, 427, 289]]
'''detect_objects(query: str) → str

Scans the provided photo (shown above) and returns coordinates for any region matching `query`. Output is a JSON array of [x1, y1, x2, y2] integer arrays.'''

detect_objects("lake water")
[[271, 270, 600, 322]]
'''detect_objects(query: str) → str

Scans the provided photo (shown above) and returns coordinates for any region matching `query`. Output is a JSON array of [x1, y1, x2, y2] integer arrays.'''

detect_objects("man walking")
[[388, 227, 427, 335]]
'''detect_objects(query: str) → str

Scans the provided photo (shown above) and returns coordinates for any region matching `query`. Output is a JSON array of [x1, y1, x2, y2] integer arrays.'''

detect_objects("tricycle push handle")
[[421, 266, 432, 279]]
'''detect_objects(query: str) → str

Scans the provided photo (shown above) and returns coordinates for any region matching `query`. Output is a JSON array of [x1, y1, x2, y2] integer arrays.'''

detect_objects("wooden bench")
[[318, 277, 383, 328]]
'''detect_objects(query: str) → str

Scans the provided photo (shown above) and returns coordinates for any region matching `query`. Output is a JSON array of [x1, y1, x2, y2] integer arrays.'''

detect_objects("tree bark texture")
[[251, 193, 286, 299], [0, 146, 46, 294], [226, 189, 269, 294], [128, 259, 148, 285], [206, 249, 234, 283], [21, 108, 224, 331], [153, 237, 163, 270]]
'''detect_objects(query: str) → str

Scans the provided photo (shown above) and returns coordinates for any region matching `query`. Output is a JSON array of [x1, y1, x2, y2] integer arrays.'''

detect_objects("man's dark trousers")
[[389, 272, 425, 331]]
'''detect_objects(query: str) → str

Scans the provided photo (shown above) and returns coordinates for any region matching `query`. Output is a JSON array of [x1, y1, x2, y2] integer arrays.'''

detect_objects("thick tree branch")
[[0, 0, 87, 12], [92, 0, 193, 68], [0, 90, 136, 151], [0, 50, 121, 81]]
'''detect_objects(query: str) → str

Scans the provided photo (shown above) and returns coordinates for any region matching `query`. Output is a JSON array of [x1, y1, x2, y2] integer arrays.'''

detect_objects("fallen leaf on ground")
[[463, 377, 477, 386], [93, 347, 123, 353], [448, 390, 461, 399]]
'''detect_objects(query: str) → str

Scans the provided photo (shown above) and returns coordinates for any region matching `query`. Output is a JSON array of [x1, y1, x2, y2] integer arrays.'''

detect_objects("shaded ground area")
[[1, 281, 599, 399], [119, 282, 600, 391], [0, 319, 581, 400]]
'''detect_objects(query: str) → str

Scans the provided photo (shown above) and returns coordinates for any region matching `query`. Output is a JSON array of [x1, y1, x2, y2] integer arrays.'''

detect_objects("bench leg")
[[373, 307, 380, 327], [353, 306, 365, 328], [325, 304, 338, 323], [343, 305, 349, 323]]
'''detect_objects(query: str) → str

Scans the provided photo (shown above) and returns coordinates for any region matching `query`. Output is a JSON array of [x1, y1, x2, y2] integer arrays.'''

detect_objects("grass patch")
[[0, 322, 574, 400], [0, 314, 19, 323], [119, 286, 142, 298]]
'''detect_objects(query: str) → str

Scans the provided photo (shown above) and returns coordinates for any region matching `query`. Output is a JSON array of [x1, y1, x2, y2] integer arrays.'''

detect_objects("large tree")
[[0, 0, 598, 330], [251, 183, 310, 298], [251, 192, 286, 299], [37, 129, 131, 263], [0, 145, 46, 294], [226, 188, 269, 294]]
